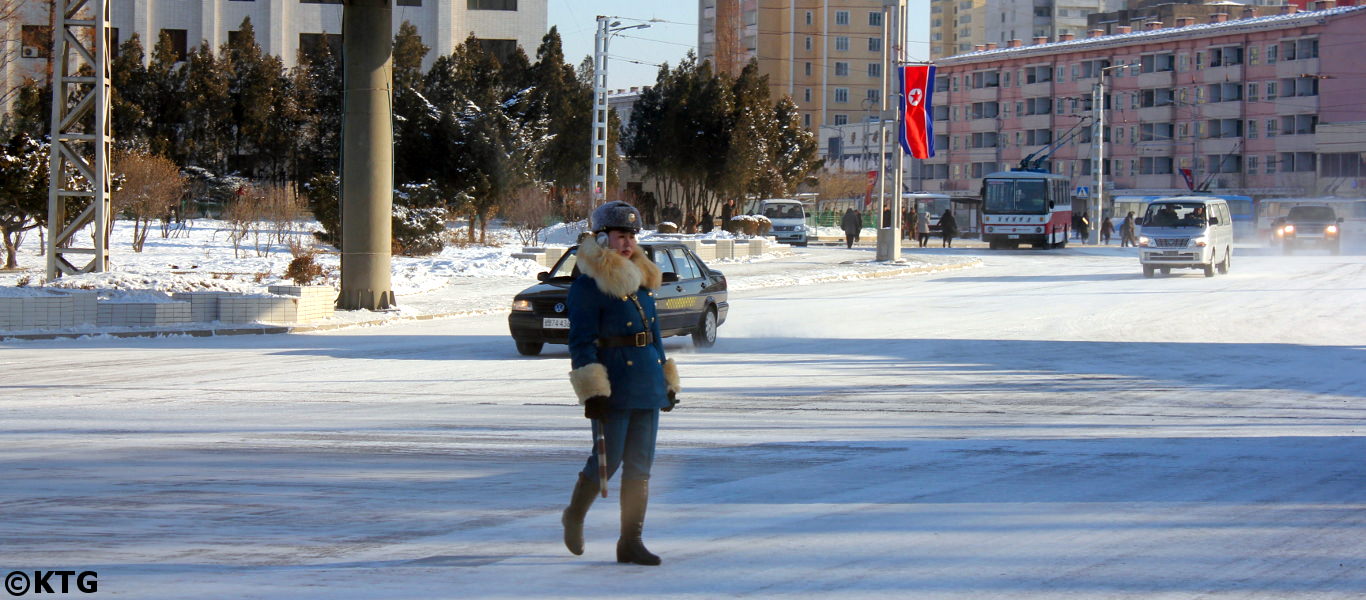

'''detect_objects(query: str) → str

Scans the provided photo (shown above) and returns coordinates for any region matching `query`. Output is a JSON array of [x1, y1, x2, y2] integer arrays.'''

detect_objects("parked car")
[[508, 241, 729, 356], [1273, 205, 1343, 255]]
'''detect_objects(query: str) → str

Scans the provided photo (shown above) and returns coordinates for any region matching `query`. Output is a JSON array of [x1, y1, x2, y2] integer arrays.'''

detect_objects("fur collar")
[[577, 235, 662, 298]]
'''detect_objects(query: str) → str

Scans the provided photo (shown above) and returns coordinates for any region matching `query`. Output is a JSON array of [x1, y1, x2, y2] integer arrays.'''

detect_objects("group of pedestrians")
[[841, 207, 958, 249]]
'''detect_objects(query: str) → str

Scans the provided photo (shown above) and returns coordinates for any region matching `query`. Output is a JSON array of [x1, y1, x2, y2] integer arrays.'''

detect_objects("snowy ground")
[[2, 233, 1364, 598]]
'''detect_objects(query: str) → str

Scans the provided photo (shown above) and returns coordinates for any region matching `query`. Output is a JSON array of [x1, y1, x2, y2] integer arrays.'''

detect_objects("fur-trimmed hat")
[[590, 201, 643, 234]]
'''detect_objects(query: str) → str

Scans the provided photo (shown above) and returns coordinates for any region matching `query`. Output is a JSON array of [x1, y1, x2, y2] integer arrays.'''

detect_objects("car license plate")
[[543, 318, 569, 329], [1163, 251, 1178, 256], [1008, 234, 1019, 239]]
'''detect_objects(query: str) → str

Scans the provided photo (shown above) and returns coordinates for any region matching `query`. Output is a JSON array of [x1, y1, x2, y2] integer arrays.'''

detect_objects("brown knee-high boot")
[[562, 473, 598, 555], [616, 479, 661, 565]]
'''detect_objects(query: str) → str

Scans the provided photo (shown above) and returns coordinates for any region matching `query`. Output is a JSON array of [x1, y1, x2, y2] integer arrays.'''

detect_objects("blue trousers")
[[580, 409, 659, 483]]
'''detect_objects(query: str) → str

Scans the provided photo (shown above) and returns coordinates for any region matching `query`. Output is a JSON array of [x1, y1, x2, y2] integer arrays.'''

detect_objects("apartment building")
[[933, 0, 1121, 59], [699, 0, 889, 130], [918, 3, 1366, 203], [3, 0, 546, 113]]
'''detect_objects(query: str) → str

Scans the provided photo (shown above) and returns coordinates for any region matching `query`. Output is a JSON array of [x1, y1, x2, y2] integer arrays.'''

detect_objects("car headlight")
[[1138, 235, 1151, 247], [1192, 236, 1208, 247], [1282, 224, 1295, 234], [1326, 224, 1339, 235], [511, 299, 533, 312]]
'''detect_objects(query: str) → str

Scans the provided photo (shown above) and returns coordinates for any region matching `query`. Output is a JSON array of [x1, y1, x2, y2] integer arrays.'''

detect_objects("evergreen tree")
[[528, 27, 591, 197], [145, 31, 187, 160], [768, 96, 820, 196], [293, 34, 342, 185], [392, 21, 432, 186], [722, 61, 775, 200], [224, 18, 291, 179], [111, 34, 150, 150], [182, 41, 232, 171], [0, 134, 50, 268]]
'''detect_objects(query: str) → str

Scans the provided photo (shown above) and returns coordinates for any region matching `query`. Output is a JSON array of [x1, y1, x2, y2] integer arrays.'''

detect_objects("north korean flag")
[[899, 65, 936, 159]]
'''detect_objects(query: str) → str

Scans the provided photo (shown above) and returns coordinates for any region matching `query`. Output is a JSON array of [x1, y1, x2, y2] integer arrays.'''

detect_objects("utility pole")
[[338, 0, 395, 310], [1091, 64, 1123, 246], [875, 0, 904, 261], [590, 17, 650, 207]]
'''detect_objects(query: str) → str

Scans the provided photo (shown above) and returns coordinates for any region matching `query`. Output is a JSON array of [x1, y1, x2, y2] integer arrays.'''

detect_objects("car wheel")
[[692, 307, 718, 348], [1143, 265, 1155, 278], [1159, 267, 1170, 275], [1203, 261, 1216, 277], [515, 340, 544, 356], [1217, 248, 1230, 274], [1331, 242, 1341, 256]]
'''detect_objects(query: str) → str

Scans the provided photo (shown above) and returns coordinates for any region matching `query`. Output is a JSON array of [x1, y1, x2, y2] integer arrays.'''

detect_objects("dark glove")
[[661, 391, 679, 412], [584, 396, 610, 420]]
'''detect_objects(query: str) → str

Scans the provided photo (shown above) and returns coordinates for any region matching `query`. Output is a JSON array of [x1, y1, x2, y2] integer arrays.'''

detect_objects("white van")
[[755, 199, 809, 246], [1137, 196, 1233, 278]]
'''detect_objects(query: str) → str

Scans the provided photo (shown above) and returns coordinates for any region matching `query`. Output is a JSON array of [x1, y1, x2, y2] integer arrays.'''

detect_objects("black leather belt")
[[597, 331, 653, 348]]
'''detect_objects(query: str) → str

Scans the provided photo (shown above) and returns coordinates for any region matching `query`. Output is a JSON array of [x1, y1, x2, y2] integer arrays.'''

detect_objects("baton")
[[596, 419, 609, 498]]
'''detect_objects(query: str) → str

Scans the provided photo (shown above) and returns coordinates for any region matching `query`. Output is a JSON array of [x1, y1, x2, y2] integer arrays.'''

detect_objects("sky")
[[548, 1, 932, 92]]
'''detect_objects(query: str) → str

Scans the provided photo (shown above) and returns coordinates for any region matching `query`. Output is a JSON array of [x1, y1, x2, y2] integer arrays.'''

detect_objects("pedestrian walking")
[[1078, 212, 1091, 243], [1100, 216, 1114, 245], [940, 209, 958, 248], [916, 210, 930, 247], [841, 207, 862, 248], [562, 201, 681, 567], [1120, 211, 1138, 247], [905, 208, 918, 243]]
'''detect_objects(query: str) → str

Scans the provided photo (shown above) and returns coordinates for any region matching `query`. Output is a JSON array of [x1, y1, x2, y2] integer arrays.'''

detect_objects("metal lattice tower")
[[46, 0, 112, 279]]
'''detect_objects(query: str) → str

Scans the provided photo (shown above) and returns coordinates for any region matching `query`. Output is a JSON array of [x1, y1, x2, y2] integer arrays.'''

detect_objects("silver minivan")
[[1137, 196, 1234, 278]]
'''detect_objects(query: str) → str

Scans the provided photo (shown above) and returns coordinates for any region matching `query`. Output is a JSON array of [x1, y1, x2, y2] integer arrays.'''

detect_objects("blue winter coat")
[[566, 238, 673, 410]]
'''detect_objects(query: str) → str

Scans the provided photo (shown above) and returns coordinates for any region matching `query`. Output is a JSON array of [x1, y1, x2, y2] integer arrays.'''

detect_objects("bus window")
[[985, 179, 1048, 214]]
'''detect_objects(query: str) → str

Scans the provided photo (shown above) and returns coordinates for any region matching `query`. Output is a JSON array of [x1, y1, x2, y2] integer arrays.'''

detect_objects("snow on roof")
[[940, 5, 1366, 65]]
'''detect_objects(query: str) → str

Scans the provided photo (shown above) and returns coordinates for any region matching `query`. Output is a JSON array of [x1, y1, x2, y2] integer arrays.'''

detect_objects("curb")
[[0, 257, 981, 342]]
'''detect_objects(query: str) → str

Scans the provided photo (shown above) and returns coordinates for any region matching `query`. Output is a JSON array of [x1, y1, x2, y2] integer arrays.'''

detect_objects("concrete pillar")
[[339, 0, 395, 310]]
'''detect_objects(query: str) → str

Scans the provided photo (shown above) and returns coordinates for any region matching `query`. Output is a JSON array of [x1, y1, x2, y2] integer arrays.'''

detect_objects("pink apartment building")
[[918, 3, 1366, 207]]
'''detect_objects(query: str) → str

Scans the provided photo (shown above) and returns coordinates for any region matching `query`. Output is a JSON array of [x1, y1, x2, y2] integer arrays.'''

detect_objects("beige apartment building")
[[699, 0, 890, 130]]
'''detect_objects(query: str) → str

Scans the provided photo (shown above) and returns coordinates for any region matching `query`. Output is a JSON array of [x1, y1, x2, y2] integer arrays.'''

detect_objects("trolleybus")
[[980, 171, 1073, 249]]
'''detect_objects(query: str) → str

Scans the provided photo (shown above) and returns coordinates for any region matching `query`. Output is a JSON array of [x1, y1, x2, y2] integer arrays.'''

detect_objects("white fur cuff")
[[663, 359, 681, 395], [569, 363, 611, 404]]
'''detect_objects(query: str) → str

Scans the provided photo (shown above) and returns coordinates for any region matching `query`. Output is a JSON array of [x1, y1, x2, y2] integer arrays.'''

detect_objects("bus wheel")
[[988, 239, 1000, 250]]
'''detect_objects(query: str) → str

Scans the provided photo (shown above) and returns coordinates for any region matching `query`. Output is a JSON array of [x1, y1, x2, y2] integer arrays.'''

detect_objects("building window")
[[835, 36, 849, 51], [803, 113, 811, 128], [868, 63, 881, 78], [468, 0, 516, 9], [1266, 119, 1278, 137], [20, 25, 52, 59], [1247, 120, 1258, 139], [803, 88, 812, 102], [1247, 83, 1259, 103], [805, 11, 813, 26], [869, 38, 882, 52], [1266, 81, 1277, 99], [869, 12, 883, 27], [805, 37, 812, 51], [1247, 156, 1258, 173], [834, 88, 849, 103], [834, 114, 849, 125], [1266, 44, 1277, 63], [867, 89, 880, 104], [160, 28, 188, 62], [835, 11, 849, 25], [1140, 53, 1175, 73], [1265, 155, 1278, 174], [835, 62, 849, 77]]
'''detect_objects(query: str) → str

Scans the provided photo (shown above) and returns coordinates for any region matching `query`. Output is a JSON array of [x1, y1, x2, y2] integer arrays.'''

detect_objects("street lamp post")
[[591, 16, 650, 207]]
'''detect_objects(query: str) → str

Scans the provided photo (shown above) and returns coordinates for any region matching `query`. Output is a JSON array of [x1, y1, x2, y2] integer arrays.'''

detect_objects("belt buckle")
[[634, 331, 648, 347]]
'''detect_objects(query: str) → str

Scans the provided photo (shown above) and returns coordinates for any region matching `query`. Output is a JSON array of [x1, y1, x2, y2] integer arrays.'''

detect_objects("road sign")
[[1074, 186, 1090, 199]]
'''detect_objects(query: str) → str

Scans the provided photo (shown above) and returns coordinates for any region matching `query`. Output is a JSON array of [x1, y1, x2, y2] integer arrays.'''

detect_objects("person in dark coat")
[[562, 201, 681, 567], [939, 209, 958, 247], [903, 208, 916, 241], [841, 208, 862, 248], [1100, 216, 1114, 245], [1121, 211, 1138, 247], [1078, 211, 1091, 243], [700, 208, 714, 233], [720, 199, 735, 233]]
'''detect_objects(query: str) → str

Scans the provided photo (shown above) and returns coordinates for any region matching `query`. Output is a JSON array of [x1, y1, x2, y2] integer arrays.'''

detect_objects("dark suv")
[[1274, 205, 1343, 255], [507, 241, 729, 356]]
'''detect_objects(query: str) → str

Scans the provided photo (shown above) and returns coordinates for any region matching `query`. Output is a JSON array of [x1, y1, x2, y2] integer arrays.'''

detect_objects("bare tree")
[[112, 150, 186, 252], [502, 187, 556, 246]]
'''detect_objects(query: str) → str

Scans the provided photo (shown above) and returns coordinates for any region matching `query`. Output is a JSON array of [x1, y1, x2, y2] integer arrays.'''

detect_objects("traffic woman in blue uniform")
[[561, 201, 680, 566]]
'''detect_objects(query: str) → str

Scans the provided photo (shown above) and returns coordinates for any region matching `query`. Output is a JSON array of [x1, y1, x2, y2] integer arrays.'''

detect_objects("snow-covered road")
[[3, 245, 1364, 598]]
